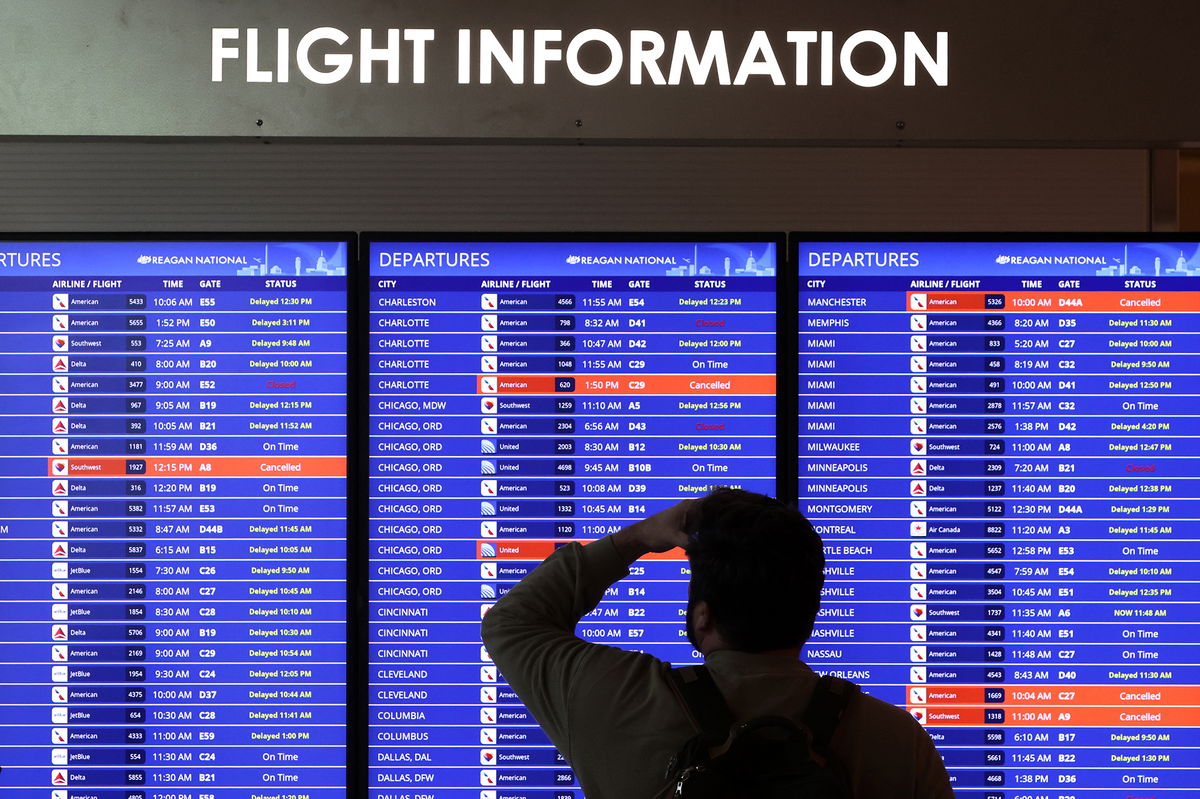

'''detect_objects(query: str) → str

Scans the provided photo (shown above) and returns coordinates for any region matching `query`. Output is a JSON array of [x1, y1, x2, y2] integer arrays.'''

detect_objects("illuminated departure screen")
[[796, 239, 1199, 797], [0, 239, 349, 798], [367, 237, 778, 795]]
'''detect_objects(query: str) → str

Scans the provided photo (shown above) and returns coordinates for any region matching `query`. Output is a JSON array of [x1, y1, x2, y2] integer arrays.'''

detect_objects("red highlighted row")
[[914, 705, 1194, 727], [48, 456, 346, 478], [907, 290, 1200, 312], [915, 684, 1199, 706], [476, 374, 775, 395]]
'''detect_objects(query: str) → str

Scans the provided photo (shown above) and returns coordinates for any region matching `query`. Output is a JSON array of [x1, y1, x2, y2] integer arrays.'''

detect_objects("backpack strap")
[[803, 675, 859, 753], [667, 665, 733, 742]]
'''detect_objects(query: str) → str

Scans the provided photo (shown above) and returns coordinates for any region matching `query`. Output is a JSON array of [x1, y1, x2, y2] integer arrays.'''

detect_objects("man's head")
[[685, 488, 824, 654]]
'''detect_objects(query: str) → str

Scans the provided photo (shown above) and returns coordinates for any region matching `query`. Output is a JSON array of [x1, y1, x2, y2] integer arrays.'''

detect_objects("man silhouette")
[[482, 488, 954, 798]]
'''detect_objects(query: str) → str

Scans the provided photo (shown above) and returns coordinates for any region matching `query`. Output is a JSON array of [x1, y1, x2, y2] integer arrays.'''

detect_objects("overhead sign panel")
[[0, 0, 1196, 143]]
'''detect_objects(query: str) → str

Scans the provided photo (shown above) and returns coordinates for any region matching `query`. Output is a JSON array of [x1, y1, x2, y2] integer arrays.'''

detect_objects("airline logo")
[[910, 666, 927, 683], [479, 603, 494, 619], [479, 542, 496, 558], [52, 644, 69, 661], [53, 397, 69, 413], [53, 520, 69, 538], [51, 769, 69, 785], [910, 604, 926, 620], [481, 791, 497, 799], [480, 666, 497, 683], [481, 355, 498, 373], [480, 396, 497, 413], [52, 625, 68, 641], [909, 314, 926, 331], [480, 708, 497, 724], [479, 645, 491, 663], [910, 624, 926, 642], [910, 356, 926, 373], [909, 417, 926, 435], [481, 480, 497, 497], [53, 480, 69, 497], [909, 480, 926, 497], [909, 687, 927, 704], [480, 748, 497, 765], [480, 376, 498, 394], [910, 584, 926, 600], [480, 562, 497, 580], [52, 562, 69, 579], [480, 502, 496, 517], [52, 460, 69, 475], [481, 314, 498, 331], [52, 728, 68, 744], [480, 770, 497, 787], [53, 439, 69, 455], [52, 604, 69, 620], [481, 293, 498, 310], [53, 418, 69, 434], [909, 439, 925, 455], [52, 335, 69, 351], [480, 584, 496, 600], [910, 397, 926, 413], [480, 521, 497, 538], [52, 665, 68, 683], [53, 293, 69, 309], [910, 708, 927, 724], [52, 748, 68, 765], [910, 335, 927, 352], [910, 459, 926, 476], [480, 728, 497, 745], [481, 439, 496, 454], [910, 521, 926, 537], [52, 583, 68, 600], [481, 460, 496, 476], [909, 501, 926, 518], [52, 356, 69, 372], [911, 543, 927, 559], [481, 335, 498, 352], [909, 293, 926, 311], [52, 686, 68, 703], [52, 501, 69, 517], [909, 377, 926, 393], [52, 376, 69, 393], [909, 645, 927, 663], [480, 418, 497, 435], [53, 314, 69, 331], [480, 687, 497, 703], [910, 563, 927, 580]]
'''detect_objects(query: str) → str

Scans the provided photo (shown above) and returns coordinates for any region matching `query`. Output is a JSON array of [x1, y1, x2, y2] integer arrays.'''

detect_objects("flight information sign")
[[367, 237, 778, 796], [0, 239, 350, 798], [796, 239, 1199, 798]]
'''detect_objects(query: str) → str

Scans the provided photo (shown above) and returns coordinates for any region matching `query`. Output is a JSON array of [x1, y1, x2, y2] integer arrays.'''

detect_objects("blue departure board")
[[366, 237, 778, 795], [796, 239, 1200, 797], [0, 239, 350, 798]]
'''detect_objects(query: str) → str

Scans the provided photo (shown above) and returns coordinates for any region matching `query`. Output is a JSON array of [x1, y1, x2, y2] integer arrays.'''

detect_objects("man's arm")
[[479, 501, 692, 755]]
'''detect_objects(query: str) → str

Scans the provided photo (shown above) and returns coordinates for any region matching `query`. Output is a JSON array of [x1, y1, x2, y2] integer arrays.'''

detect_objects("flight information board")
[[367, 237, 777, 796], [796, 240, 1199, 798], [0, 239, 350, 798]]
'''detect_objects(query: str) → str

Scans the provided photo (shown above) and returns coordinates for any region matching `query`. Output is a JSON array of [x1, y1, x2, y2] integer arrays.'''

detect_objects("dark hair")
[[686, 488, 825, 652]]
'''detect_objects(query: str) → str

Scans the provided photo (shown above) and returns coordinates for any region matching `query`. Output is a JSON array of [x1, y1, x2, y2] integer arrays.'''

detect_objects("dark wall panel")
[[0, 143, 1146, 232]]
